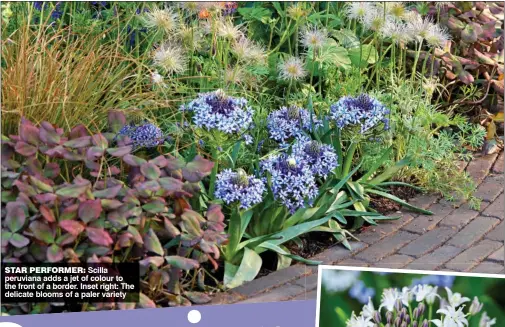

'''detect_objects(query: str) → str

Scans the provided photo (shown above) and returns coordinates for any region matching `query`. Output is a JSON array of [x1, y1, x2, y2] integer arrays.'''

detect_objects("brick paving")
[[210, 153, 504, 305]]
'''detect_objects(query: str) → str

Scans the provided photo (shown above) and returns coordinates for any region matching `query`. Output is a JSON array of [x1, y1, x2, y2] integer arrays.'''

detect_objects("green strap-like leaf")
[[367, 189, 433, 215]]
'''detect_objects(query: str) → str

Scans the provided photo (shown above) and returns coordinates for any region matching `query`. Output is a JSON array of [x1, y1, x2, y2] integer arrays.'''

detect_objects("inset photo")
[[316, 266, 505, 327]]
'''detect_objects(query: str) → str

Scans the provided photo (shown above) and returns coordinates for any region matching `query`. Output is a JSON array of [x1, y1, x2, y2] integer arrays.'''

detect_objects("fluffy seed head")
[[300, 25, 328, 49], [142, 7, 178, 33], [153, 43, 187, 75], [278, 56, 307, 81]]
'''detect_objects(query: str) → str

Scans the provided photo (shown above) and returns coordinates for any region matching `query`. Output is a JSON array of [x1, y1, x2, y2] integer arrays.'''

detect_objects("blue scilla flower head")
[[261, 154, 318, 213], [117, 121, 167, 149], [267, 106, 323, 145], [291, 139, 338, 179], [349, 280, 376, 305], [215, 169, 266, 210], [411, 275, 456, 289], [33, 1, 44, 10], [180, 89, 254, 135], [330, 94, 390, 134]]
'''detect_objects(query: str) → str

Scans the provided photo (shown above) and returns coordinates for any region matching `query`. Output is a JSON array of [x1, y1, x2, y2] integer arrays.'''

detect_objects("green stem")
[[342, 142, 358, 177], [208, 147, 219, 199], [411, 39, 424, 82], [428, 304, 433, 327]]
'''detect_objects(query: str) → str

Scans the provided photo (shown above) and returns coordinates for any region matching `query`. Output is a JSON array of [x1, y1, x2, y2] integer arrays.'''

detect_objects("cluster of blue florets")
[[261, 154, 318, 213], [117, 122, 166, 149], [267, 106, 322, 145], [180, 90, 254, 134], [410, 275, 456, 289], [348, 280, 376, 305], [214, 169, 266, 209], [291, 139, 338, 179], [330, 94, 390, 134]]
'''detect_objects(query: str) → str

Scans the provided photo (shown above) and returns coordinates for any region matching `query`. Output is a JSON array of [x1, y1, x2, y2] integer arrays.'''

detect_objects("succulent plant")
[[1, 111, 226, 313]]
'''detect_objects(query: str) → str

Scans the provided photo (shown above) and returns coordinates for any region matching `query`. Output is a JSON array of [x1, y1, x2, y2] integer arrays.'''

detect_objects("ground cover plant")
[[319, 269, 505, 327], [1, 1, 502, 314]]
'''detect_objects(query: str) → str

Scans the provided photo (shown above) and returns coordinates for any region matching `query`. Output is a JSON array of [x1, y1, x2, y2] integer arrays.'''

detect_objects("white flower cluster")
[[346, 285, 495, 327]]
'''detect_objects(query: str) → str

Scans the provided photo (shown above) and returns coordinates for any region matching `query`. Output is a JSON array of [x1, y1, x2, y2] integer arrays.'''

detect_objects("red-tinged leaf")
[[461, 23, 481, 43], [69, 124, 89, 139], [117, 233, 133, 248], [85, 160, 101, 171], [9, 233, 30, 248], [127, 226, 143, 244], [29, 176, 54, 193], [86, 146, 105, 160], [92, 185, 122, 199], [59, 203, 78, 221], [86, 227, 113, 247], [39, 122, 61, 145], [13, 180, 37, 196], [78, 199, 102, 223], [59, 220, 85, 236], [101, 199, 123, 210], [165, 256, 200, 271], [138, 293, 156, 309], [137, 180, 161, 195], [158, 177, 184, 192], [108, 110, 127, 133], [15, 141, 37, 157], [6, 201, 27, 233], [150, 155, 169, 168], [144, 228, 164, 256], [55, 233, 76, 246], [182, 155, 214, 183], [123, 154, 147, 167], [140, 162, 161, 180], [40, 205, 56, 223], [458, 69, 475, 85], [206, 204, 225, 223], [139, 256, 164, 268], [106, 146, 132, 157], [43, 162, 60, 179], [47, 244, 64, 262], [19, 119, 40, 146], [164, 217, 181, 238], [142, 199, 166, 214], [91, 133, 108, 149], [165, 154, 186, 171], [184, 291, 212, 304], [107, 211, 129, 229], [33, 193, 57, 204], [56, 183, 89, 198], [30, 221, 55, 243], [64, 136, 92, 148]]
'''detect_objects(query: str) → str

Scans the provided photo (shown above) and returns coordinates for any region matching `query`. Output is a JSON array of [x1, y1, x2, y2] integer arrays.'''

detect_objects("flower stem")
[[342, 142, 358, 177]]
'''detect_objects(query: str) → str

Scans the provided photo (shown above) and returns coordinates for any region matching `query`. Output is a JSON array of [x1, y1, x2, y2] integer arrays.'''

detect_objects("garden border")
[[209, 152, 505, 305]]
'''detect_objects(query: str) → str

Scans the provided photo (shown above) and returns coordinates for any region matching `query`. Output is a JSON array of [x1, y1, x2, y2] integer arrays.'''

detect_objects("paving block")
[[399, 227, 457, 256], [440, 202, 489, 228], [232, 265, 310, 298], [355, 231, 417, 262], [445, 240, 503, 271], [492, 152, 504, 174], [471, 261, 505, 274], [487, 247, 504, 263], [485, 221, 504, 241], [310, 242, 368, 264], [448, 216, 501, 248], [482, 193, 504, 219], [293, 273, 319, 291], [374, 254, 415, 269], [402, 202, 455, 234], [466, 154, 499, 184], [357, 214, 415, 245], [474, 175, 504, 202], [406, 245, 463, 271], [292, 289, 318, 301], [335, 258, 370, 267], [237, 283, 305, 304]]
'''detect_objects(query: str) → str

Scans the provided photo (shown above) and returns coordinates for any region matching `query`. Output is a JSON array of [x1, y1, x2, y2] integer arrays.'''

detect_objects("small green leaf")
[[144, 229, 164, 256], [165, 256, 200, 271]]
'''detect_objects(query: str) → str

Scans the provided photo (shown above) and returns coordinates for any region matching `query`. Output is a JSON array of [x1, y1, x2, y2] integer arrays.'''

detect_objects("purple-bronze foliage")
[[0, 111, 225, 310]]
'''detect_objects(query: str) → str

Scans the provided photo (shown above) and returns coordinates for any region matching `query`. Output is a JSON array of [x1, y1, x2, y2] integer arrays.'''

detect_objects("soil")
[[256, 185, 420, 276]]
